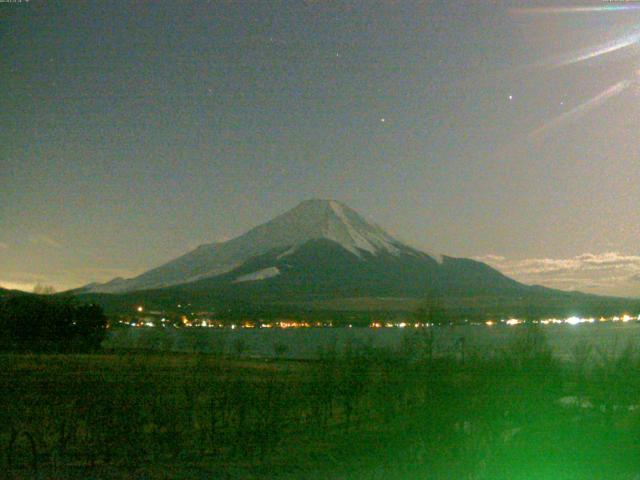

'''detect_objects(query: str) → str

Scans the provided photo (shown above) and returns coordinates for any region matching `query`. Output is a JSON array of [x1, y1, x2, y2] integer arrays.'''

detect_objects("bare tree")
[[33, 283, 56, 295]]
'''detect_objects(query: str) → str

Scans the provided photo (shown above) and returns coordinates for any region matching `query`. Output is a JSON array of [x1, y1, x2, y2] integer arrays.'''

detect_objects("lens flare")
[[529, 79, 631, 140], [511, 6, 640, 15], [552, 31, 640, 67]]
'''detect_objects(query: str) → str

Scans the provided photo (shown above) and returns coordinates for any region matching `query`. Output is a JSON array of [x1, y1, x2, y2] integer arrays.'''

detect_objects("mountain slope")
[[174, 239, 526, 300], [81, 199, 433, 293]]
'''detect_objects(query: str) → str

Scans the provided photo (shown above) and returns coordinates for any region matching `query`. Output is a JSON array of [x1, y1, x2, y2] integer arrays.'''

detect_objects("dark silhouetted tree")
[[0, 294, 107, 352]]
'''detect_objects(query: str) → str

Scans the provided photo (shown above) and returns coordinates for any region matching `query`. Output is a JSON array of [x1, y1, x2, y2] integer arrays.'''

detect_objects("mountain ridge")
[[66, 198, 640, 319], [77, 198, 625, 320], [79, 199, 441, 293]]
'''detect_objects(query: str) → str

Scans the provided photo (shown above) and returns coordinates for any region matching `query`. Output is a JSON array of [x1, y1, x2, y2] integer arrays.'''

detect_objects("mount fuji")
[[81, 199, 524, 298], [75, 199, 640, 318]]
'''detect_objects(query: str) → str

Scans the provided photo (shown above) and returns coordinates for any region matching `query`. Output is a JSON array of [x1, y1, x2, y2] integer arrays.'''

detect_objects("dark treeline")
[[0, 293, 107, 352]]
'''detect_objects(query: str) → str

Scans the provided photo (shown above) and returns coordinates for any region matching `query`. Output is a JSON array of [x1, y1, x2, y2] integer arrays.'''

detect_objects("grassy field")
[[2, 327, 640, 479]]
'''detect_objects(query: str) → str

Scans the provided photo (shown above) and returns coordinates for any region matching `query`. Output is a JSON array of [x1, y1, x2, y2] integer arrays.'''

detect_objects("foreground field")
[[3, 328, 640, 479]]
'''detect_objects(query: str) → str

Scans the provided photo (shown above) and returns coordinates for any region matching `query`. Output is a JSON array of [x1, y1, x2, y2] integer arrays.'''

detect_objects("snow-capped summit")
[[238, 199, 401, 258], [81, 199, 429, 293]]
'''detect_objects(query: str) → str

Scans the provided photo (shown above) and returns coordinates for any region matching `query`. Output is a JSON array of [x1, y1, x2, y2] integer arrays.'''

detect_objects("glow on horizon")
[[0, 281, 38, 292]]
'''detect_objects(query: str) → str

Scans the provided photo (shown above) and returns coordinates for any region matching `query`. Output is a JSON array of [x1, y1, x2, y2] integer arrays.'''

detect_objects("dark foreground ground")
[[2, 327, 640, 479]]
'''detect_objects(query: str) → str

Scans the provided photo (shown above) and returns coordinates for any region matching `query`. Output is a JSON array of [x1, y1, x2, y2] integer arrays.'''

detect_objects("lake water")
[[103, 322, 640, 361]]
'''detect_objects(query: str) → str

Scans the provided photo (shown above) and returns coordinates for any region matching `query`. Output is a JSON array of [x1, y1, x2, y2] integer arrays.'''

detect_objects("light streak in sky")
[[511, 6, 640, 15], [506, 4, 640, 142], [510, 5, 640, 67], [529, 79, 632, 140], [551, 31, 640, 67]]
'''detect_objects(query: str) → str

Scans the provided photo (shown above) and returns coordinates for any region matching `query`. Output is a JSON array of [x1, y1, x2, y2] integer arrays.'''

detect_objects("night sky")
[[2, 1, 640, 296]]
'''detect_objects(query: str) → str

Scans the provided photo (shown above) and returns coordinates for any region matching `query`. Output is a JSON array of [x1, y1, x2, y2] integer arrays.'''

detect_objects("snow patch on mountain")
[[430, 253, 444, 264], [233, 266, 280, 283], [276, 246, 297, 259], [325, 200, 400, 256]]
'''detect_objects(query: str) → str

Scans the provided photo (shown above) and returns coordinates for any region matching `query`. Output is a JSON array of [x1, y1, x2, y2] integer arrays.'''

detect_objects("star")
[[380, 117, 386, 123], [508, 95, 513, 101]]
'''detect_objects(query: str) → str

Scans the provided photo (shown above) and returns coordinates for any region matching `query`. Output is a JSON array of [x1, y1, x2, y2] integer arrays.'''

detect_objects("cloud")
[[474, 252, 640, 297], [28, 234, 62, 248], [474, 254, 505, 262]]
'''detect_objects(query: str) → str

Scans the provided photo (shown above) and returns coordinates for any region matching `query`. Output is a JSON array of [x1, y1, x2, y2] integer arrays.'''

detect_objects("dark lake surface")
[[104, 322, 640, 361]]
